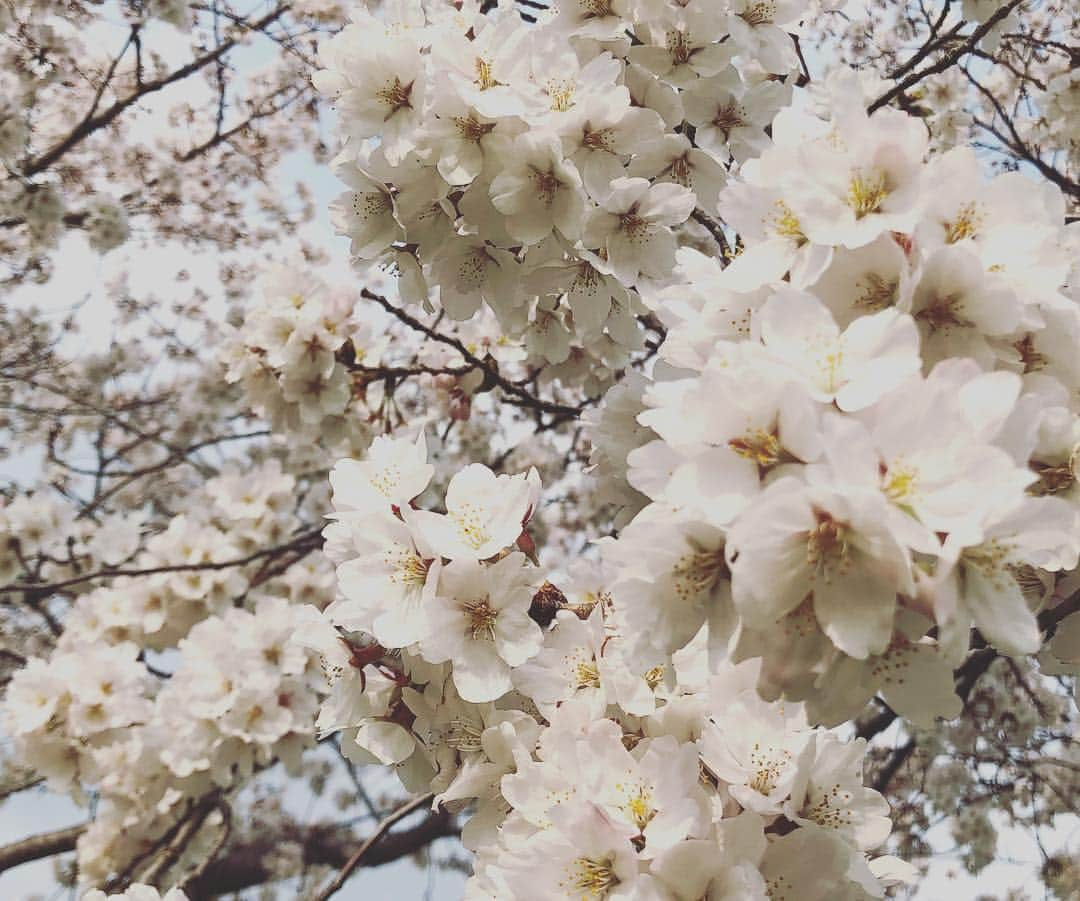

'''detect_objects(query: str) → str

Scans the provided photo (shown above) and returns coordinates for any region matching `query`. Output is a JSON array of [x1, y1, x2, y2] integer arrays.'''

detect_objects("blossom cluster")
[[588, 73, 1080, 722], [51, 460, 323, 649], [222, 264, 381, 446], [1, 459, 335, 884], [314, 0, 801, 372], [306, 431, 911, 898], [4, 597, 325, 885]]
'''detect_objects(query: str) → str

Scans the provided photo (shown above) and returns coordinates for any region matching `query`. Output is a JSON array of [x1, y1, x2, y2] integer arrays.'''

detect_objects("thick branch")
[[0, 823, 86, 875], [184, 807, 457, 899], [312, 793, 437, 901]]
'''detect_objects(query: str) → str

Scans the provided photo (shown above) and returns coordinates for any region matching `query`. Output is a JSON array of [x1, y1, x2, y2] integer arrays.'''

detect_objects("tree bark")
[[183, 810, 458, 899], [0, 823, 86, 874]]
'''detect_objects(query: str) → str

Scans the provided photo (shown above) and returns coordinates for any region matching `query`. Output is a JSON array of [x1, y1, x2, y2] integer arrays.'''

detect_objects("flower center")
[[802, 784, 855, 830], [451, 501, 493, 550], [883, 463, 918, 504], [769, 200, 806, 245], [728, 427, 784, 472], [575, 660, 602, 688], [806, 510, 849, 574], [569, 856, 619, 896], [546, 79, 576, 112], [644, 664, 665, 689], [711, 101, 746, 139], [915, 291, 974, 333], [623, 785, 655, 831], [944, 202, 982, 243], [855, 272, 898, 311], [446, 716, 484, 752], [352, 192, 391, 221], [740, 1, 777, 26], [531, 166, 563, 205], [453, 115, 496, 143], [962, 540, 1011, 581], [1030, 458, 1076, 496], [666, 29, 694, 65], [462, 597, 498, 641], [748, 741, 792, 795], [375, 77, 413, 115], [581, 0, 616, 18], [582, 127, 615, 152], [672, 546, 728, 599], [388, 548, 430, 588], [846, 170, 889, 219], [474, 57, 498, 90], [1012, 333, 1047, 373], [618, 209, 650, 240]]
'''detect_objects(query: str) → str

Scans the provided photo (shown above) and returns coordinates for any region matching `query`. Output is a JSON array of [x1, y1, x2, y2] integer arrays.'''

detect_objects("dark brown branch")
[[968, 97, 1079, 198], [1, 528, 322, 597], [873, 739, 917, 793], [361, 290, 588, 419], [867, 0, 1026, 114], [312, 793, 436, 901], [20, 5, 291, 178], [0, 823, 86, 875], [184, 806, 457, 899], [858, 589, 1080, 743]]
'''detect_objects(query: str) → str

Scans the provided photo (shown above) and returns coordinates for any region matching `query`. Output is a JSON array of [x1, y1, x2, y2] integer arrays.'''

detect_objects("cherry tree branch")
[[311, 792, 437, 901], [0, 823, 86, 875], [0, 528, 323, 597], [867, 0, 1026, 114], [360, 289, 592, 419], [19, 5, 292, 178], [183, 807, 458, 899]]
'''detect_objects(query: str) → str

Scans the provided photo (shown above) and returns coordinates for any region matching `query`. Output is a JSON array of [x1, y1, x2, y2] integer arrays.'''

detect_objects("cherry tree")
[[1, 0, 1078, 899]]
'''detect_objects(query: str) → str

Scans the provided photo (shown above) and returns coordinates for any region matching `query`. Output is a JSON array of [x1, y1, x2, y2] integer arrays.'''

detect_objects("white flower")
[[702, 692, 813, 815], [488, 801, 644, 901], [793, 106, 928, 249], [489, 134, 586, 245], [725, 0, 804, 74], [329, 432, 434, 515], [329, 154, 403, 260], [583, 731, 709, 855], [727, 477, 915, 660], [511, 607, 610, 717], [907, 244, 1022, 369], [936, 495, 1080, 656], [419, 553, 542, 702], [756, 290, 922, 412], [315, 30, 427, 164], [329, 512, 441, 649], [785, 734, 892, 850], [409, 464, 534, 561], [683, 75, 788, 164], [583, 177, 695, 287]]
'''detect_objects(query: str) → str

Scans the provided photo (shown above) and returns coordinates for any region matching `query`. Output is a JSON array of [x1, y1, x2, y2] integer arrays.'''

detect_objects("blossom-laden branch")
[[0, 528, 323, 598]]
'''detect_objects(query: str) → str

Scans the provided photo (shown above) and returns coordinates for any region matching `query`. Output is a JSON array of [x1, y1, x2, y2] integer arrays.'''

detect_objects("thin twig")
[[311, 793, 436, 901]]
